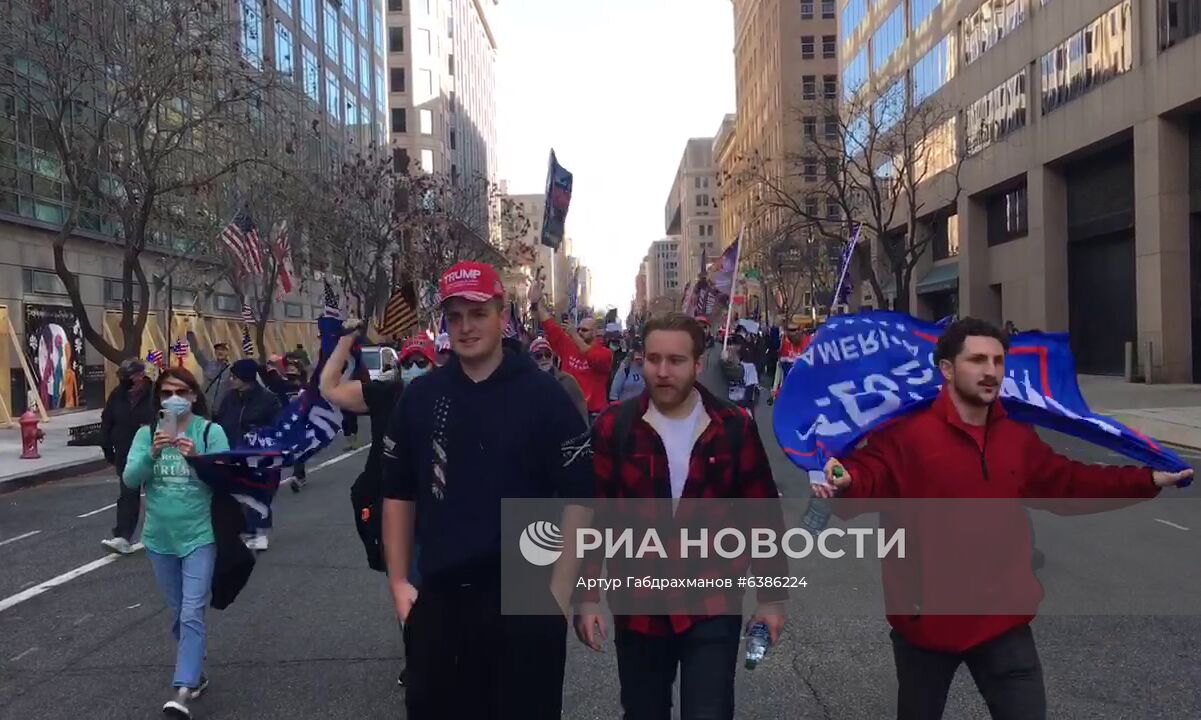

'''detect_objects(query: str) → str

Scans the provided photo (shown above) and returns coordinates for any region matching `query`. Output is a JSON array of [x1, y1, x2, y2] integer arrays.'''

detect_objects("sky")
[[493, 0, 736, 318]]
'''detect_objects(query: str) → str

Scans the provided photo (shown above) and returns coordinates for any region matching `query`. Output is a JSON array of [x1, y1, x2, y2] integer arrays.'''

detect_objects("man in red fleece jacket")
[[529, 278, 613, 417], [819, 317, 1192, 720]]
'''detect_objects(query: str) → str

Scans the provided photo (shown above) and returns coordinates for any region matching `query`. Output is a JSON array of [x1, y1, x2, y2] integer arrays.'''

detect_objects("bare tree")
[[723, 82, 965, 314], [0, 0, 277, 362]]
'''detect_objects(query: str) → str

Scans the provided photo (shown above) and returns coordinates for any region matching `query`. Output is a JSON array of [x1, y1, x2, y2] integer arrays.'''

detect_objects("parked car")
[[360, 346, 399, 381]]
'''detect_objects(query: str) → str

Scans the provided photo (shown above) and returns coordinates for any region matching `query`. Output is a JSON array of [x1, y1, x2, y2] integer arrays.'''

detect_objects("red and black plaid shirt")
[[579, 385, 788, 636]]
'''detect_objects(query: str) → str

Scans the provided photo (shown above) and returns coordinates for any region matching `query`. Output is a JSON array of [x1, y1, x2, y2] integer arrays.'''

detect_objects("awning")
[[916, 261, 959, 295]]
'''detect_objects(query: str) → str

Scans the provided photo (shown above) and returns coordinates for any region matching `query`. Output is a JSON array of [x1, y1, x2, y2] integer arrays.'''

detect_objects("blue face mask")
[[401, 366, 429, 383], [161, 394, 192, 416]]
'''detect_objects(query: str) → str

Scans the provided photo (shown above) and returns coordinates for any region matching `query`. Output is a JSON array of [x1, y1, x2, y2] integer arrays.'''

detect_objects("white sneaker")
[[101, 537, 134, 555], [162, 687, 192, 718], [245, 534, 269, 551]]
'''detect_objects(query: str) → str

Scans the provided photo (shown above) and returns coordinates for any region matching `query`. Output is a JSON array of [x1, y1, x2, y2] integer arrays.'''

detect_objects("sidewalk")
[[0, 408, 107, 491], [1079, 375, 1201, 451]]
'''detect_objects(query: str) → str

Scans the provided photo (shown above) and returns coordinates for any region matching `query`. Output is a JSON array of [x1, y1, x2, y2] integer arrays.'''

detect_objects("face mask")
[[401, 366, 430, 383], [161, 394, 192, 416]]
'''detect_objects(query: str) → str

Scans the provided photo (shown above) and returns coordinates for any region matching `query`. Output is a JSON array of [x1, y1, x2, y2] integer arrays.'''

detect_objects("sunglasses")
[[533, 351, 553, 361], [786, 327, 801, 333], [159, 388, 192, 399], [401, 358, 429, 369]]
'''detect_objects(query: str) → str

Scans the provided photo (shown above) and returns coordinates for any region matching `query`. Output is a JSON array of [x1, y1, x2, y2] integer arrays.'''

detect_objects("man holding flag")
[[529, 276, 613, 419], [817, 318, 1193, 720]]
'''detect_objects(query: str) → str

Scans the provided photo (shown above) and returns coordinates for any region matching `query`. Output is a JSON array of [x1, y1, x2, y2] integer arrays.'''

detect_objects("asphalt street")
[[1, 406, 1200, 719]]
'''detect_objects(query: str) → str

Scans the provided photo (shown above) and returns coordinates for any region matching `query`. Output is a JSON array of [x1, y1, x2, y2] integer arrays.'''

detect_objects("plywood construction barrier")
[[0, 306, 14, 427]]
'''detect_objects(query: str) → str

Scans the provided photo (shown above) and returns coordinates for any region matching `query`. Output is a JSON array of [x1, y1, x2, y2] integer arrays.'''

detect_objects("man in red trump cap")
[[380, 261, 594, 719]]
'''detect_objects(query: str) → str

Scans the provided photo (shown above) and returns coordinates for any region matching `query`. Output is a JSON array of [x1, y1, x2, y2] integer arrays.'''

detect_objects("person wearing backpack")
[[574, 313, 787, 720], [122, 367, 230, 719], [608, 339, 646, 403]]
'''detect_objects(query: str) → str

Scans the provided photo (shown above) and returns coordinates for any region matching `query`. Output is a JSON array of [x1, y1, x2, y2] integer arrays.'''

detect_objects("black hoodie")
[[382, 348, 592, 585]]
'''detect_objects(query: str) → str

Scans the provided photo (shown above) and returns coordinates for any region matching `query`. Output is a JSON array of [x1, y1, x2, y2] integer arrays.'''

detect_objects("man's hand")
[[813, 458, 852, 499], [1152, 468, 1194, 488], [342, 318, 364, 334], [573, 604, 607, 652], [389, 577, 419, 623], [529, 278, 544, 306], [749, 602, 787, 645]]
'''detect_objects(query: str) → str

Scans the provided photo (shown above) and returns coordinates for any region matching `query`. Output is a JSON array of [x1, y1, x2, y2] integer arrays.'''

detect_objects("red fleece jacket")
[[541, 319, 613, 413]]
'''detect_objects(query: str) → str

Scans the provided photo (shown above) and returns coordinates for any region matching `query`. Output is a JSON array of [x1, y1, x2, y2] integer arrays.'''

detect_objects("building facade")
[[0, 0, 390, 415], [644, 237, 683, 308], [840, 0, 1201, 380], [665, 138, 720, 282], [385, 0, 498, 186]]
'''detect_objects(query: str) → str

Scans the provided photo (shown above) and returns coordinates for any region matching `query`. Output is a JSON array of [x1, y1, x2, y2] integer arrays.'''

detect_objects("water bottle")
[[744, 621, 771, 669], [801, 465, 842, 533]]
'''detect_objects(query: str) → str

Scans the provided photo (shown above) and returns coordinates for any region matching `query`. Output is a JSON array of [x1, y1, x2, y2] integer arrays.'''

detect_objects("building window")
[[389, 26, 404, 52], [389, 0, 403, 10], [448, 54, 455, 75], [240, 0, 263, 69], [824, 115, 839, 139], [105, 279, 144, 304], [326, 72, 341, 122], [912, 34, 955, 105], [390, 67, 406, 92], [23, 269, 68, 296], [805, 197, 819, 217], [840, 0, 867, 46], [803, 116, 816, 138], [986, 183, 1028, 245], [964, 68, 1027, 155], [274, 21, 294, 78], [801, 1, 814, 19], [844, 48, 868, 97], [826, 200, 841, 220], [171, 288, 197, 307], [803, 157, 817, 181], [360, 47, 370, 95], [911, 0, 942, 32], [822, 0, 835, 19], [301, 0, 317, 38], [324, 1, 339, 60], [342, 26, 356, 77], [419, 28, 432, 54], [302, 47, 319, 101], [801, 35, 815, 60], [420, 68, 434, 97], [963, 0, 1029, 66], [1041, 1, 1133, 115], [449, 128, 456, 149], [210, 293, 237, 313], [822, 35, 836, 59], [421, 149, 434, 173], [1159, 0, 1201, 49], [822, 74, 837, 99], [871, 5, 905, 70], [284, 302, 304, 319], [932, 216, 961, 260], [346, 95, 358, 126], [274, 0, 291, 17], [358, 0, 369, 29], [393, 148, 410, 172], [391, 107, 406, 132], [825, 158, 840, 178], [802, 75, 816, 100], [419, 108, 433, 134]]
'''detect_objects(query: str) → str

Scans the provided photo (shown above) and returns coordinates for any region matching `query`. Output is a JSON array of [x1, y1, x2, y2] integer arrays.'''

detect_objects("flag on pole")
[[680, 281, 692, 314], [172, 338, 190, 366], [241, 303, 255, 325], [323, 280, 342, 319], [241, 326, 255, 357], [540, 150, 573, 250], [503, 301, 525, 341], [379, 281, 419, 340], [146, 349, 164, 368], [567, 267, 579, 324], [272, 221, 296, 300], [711, 231, 742, 298], [829, 223, 862, 312], [219, 208, 264, 276]]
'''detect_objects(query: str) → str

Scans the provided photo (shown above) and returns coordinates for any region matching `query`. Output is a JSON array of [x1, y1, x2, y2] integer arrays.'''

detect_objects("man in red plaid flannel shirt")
[[573, 313, 787, 720]]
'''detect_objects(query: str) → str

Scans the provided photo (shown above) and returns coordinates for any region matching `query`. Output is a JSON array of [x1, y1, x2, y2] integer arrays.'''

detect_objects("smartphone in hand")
[[158, 409, 179, 439]]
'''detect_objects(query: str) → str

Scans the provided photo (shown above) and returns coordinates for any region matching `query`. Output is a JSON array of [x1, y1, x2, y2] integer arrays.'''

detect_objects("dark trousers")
[[891, 624, 1046, 720], [404, 583, 567, 720], [614, 615, 743, 720], [112, 475, 141, 540], [343, 412, 358, 437]]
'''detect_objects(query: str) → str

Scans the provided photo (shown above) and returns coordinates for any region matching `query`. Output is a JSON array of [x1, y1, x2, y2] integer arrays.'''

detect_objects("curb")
[[1108, 412, 1201, 452], [0, 457, 110, 495]]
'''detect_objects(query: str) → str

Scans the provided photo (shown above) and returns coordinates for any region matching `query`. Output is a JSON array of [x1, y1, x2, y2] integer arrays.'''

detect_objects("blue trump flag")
[[773, 310, 1190, 485], [187, 316, 363, 514]]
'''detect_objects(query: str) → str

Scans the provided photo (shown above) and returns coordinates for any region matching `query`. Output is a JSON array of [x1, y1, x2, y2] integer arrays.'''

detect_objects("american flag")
[[241, 325, 255, 356], [172, 338, 190, 363], [502, 301, 523, 340], [146, 349, 164, 367], [322, 280, 341, 319], [220, 208, 264, 276], [272, 221, 296, 300], [241, 302, 255, 325]]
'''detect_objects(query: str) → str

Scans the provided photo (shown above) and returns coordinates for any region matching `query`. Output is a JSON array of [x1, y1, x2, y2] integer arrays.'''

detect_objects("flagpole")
[[721, 225, 744, 355]]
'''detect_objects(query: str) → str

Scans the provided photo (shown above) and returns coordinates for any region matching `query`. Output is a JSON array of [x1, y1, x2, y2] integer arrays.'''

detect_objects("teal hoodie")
[[123, 415, 230, 556]]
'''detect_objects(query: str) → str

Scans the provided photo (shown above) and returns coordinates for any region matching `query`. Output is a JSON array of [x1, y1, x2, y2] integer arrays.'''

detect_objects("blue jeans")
[[147, 544, 216, 688]]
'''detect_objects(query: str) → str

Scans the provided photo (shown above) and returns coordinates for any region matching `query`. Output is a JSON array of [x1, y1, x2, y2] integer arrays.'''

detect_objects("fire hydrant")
[[20, 409, 44, 460]]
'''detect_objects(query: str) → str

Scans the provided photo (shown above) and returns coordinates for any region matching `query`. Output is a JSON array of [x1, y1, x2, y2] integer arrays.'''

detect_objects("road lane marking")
[[281, 446, 368, 485], [9, 647, 37, 662], [0, 530, 42, 547], [73, 613, 93, 626], [0, 543, 144, 614], [1154, 518, 1190, 531], [77, 503, 116, 519]]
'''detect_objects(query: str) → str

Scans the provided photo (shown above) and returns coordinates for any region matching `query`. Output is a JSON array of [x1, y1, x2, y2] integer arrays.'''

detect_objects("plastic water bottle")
[[744, 621, 771, 669], [801, 465, 842, 533]]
